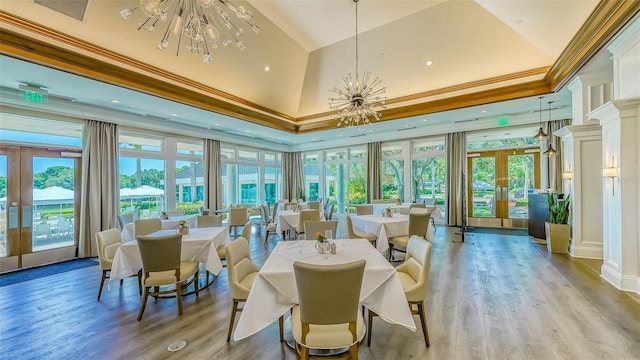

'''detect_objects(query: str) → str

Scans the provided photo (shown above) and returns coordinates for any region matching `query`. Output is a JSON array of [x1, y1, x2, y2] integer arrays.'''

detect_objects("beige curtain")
[[204, 139, 222, 211], [367, 142, 381, 203], [78, 121, 119, 258], [546, 119, 571, 192], [445, 132, 466, 227], [282, 152, 303, 200]]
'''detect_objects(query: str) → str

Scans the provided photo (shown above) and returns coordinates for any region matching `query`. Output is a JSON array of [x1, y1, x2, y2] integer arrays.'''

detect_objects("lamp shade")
[[602, 167, 619, 178], [543, 144, 557, 157], [562, 172, 573, 179]]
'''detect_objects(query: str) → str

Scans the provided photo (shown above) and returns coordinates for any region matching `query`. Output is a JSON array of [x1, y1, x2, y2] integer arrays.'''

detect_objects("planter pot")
[[545, 222, 570, 254], [177, 227, 189, 235]]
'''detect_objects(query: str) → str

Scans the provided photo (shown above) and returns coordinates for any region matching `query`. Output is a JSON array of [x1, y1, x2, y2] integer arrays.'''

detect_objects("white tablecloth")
[[371, 203, 411, 214], [109, 226, 230, 284], [121, 214, 197, 241], [275, 210, 325, 235], [351, 213, 434, 253], [233, 239, 416, 341]]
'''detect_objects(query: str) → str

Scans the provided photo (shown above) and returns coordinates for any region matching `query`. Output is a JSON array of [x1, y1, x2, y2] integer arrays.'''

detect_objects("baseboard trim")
[[570, 245, 603, 259], [601, 264, 640, 295]]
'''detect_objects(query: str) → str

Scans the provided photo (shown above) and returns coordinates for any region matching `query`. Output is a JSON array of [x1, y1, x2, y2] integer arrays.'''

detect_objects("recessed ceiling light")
[[338, 134, 343, 137], [214, 123, 220, 126], [110, 99, 120, 104], [481, 110, 487, 113], [422, 118, 428, 122], [264, 66, 270, 72], [425, 60, 433, 66], [245, 130, 250, 133], [404, 124, 409, 127], [171, 113, 178, 117]]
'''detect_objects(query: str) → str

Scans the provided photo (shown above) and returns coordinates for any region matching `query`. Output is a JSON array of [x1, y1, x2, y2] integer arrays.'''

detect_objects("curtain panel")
[[204, 139, 222, 211], [367, 142, 381, 203], [445, 132, 466, 227], [282, 152, 303, 201], [546, 119, 571, 192], [78, 120, 119, 258]]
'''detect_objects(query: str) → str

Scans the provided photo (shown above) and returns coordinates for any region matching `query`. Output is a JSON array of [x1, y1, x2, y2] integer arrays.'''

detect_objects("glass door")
[[467, 149, 539, 228], [0, 145, 80, 272]]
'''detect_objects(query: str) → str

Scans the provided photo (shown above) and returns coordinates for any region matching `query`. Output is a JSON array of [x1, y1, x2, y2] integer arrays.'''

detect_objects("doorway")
[[467, 148, 540, 229], [0, 145, 81, 272]]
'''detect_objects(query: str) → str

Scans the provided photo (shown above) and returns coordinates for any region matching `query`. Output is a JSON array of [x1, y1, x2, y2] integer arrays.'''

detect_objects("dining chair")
[[284, 202, 298, 211], [292, 260, 366, 359], [133, 218, 162, 238], [371, 199, 385, 204], [241, 221, 252, 240], [228, 207, 248, 236], [197, 215, 222, 228], [225, 237, 261, 342], [95, 229, 141, 301], [304, 221, 338, 240], [135, 233, 199, 321], [355, 205, 373, 216], [306, 201, 320, 210], [324, 203, 335, 221], [388, 208, 430, 261], [345, 216, 377, 247], [368, 235, 432, 347], [260, 205, 277, 243], [424, 199, 438, 233], [165, 210, 185, 216], [295, 209, 321, 239], [387, 197, 399, 204], [410, 203, 426, 209], [271, 202, 279, 223]]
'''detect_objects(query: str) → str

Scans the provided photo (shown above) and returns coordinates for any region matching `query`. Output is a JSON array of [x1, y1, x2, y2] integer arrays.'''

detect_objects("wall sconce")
[[602, 156, 619, 196], [562, 172, 573, 180]]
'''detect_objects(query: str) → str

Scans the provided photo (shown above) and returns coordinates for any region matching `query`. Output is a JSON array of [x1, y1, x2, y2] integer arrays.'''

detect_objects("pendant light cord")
[[355, 0, 359, 82]]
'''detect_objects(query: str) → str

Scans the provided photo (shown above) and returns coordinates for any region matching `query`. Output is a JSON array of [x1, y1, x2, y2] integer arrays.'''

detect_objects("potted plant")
[[160, 211, 169, 220], [177, 219, 189, 235], [545, 193, 571, 254]]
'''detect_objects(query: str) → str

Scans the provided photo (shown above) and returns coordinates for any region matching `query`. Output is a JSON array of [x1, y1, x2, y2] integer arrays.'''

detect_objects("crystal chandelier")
[[328, 0, 386, 128], [120, 0, 260, 63]]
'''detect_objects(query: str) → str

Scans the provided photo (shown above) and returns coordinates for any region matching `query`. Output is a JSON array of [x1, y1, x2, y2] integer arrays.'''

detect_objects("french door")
[[0, 145, 81, 272], [467, 149, 540, 229]]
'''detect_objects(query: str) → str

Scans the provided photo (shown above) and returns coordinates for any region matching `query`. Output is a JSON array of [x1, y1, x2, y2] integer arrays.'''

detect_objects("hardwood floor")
[[1, 225, 639, 360]]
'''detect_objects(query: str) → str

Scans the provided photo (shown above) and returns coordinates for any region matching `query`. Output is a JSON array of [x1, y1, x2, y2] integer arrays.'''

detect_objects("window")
[[322, 146, 366, 214], [381, 142, 405, 202], [221, 146, 282, 207]]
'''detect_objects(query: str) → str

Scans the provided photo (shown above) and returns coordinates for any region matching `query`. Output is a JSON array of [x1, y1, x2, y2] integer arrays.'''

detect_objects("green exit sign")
[[23, 91, 48, 104], [497, 118, 509, 126]]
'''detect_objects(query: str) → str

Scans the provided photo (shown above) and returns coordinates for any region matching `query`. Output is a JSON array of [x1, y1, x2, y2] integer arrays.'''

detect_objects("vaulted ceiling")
[[0, 1, 638, 149]]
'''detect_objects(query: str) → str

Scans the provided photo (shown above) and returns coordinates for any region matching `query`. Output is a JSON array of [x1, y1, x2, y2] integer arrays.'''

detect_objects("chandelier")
[[120, 0, 260, 63], [328, 0, 386, 128], [532, 96, 547, 140]]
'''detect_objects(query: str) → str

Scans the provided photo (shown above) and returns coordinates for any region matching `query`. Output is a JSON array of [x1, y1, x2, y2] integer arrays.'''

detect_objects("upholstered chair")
[[345, 216, 377, 247], [354, 205, 373, 216], [303, 221, 338, 240], [388, 208, 430, 261], [292, 260, 366, 359], [133, 218, 162, 238], [95, 228, 141, 301]]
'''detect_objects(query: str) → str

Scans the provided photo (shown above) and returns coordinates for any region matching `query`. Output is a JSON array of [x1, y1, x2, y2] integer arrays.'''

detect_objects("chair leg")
[[176, 282, 183, 316], [348, 343, 359, 360], [137, 287, 149, 321], [227, 300, 239, 342], [279, 316, 284, 343], [300, 345, 309, 360], [194, 271, 199, 297], [416, 302, 430, 347], [97, 270, 107, 301], [387, 244, 394, 261], [137, 270, 142, 295], [367, 310, 376, 346]]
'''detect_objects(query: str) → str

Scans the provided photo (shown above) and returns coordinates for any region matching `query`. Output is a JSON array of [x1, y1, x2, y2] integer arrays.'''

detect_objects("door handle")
[[495, 186, 501, 201], [502, 187, 508, 201], [8, 205, 19, 229], [22, 206, 32, 228]]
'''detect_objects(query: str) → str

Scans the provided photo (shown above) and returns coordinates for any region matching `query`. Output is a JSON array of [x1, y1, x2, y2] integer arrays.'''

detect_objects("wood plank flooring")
[[1, 225, 638, 360]]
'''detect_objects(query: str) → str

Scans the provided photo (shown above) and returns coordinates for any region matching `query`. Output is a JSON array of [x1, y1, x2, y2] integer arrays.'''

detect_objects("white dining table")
[[109, 226, 230, 284], [233, 239, 416, 341], [275, 210, 325, 237], [120, 214, 197, 241], [351, 212, 434, 253]]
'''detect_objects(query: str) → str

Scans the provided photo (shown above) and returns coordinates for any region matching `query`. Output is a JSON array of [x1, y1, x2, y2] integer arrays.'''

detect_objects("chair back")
[[355, 205, 373, 216], [387, 197, 399, 204], [136, 234, 182, 275], [225, 237, 260, 299], [260, 205, 269, 224], [410, 203, 426, 209], [134, 218, 162, 238], [272, 202, 279, 221], [399, 235, 432, 301], [241, 221, 252, 239], [296, 209, 320, 233], [424, 198, 436, 205], [284, 202, 298, 211], [95, 229, 122, 270], [304, 221, 338, 240], [408, 208, 431, 239], [294, 260, 365, 325], [306, 201, 320, 210], [121, 212, 134, 225], [165, 210, 185, 216], [197, 215, 222, 227], [324, 203, 335, 221], [372, 199, 385, 204], [228, 208, 248, 227], [345, 216, 357, 239], [116, 214, 125, 231]]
